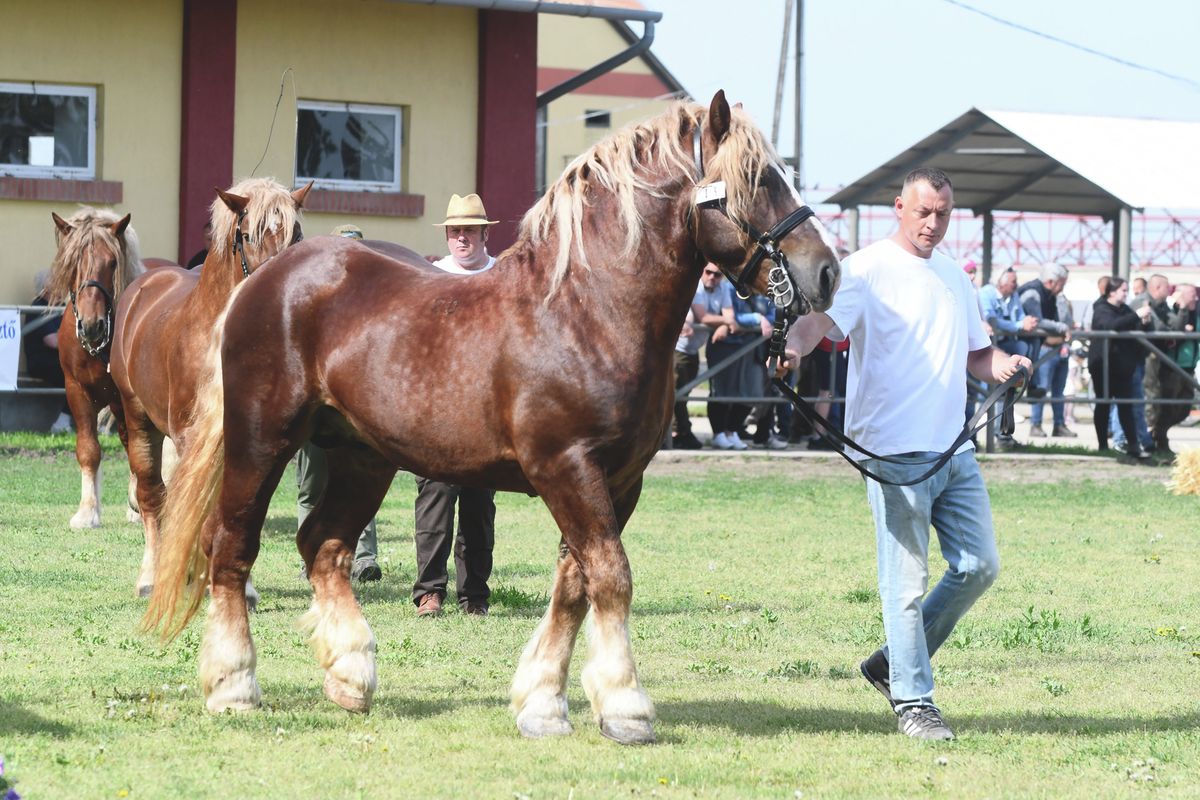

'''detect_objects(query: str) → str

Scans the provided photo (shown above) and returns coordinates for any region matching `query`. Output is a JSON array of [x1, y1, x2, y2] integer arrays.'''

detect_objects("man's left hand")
[[998, 354, 1033, 383]]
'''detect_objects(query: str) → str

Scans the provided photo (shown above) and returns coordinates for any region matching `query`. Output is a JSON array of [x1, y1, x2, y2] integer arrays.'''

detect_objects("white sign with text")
[[0, 309, 20, 390]]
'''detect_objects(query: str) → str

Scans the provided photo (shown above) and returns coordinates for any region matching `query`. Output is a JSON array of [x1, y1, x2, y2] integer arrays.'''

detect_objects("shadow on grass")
[[657, 699, 1200, 738], [0, 699, 74, 738]]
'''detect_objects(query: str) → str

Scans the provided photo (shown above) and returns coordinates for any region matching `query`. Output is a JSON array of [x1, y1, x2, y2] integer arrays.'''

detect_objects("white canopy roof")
[[826, 109, 1200, 217]]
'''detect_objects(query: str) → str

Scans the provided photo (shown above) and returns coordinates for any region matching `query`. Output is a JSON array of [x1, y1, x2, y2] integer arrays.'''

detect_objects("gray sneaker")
[[897, 705, 955, 740], [859, 649, 896, 710]]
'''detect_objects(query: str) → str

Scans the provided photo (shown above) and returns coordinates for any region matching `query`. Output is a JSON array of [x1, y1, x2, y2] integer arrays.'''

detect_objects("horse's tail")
[[142, 313, 229, 641]]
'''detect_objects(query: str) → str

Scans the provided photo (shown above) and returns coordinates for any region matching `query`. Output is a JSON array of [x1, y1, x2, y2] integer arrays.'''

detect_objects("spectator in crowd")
[[22, 270, 72, 433], [412, 194, 498, 617], [671, 308, 704, 449], [1018, 262, 1070, 405], [976, 267, 1039, 447], [703, 291, 771, 449], [185, 221, 213, 269], [781, 168, 1028, 740], [296, 223, 381, 583], [738, 292, 790, 449], [1131, 276, 1147, 297], [692, 265, 744, 449], [1145, 282, 1198, 457], [1079, 275, 1110, 331], [1119, 275, 1163, 452], [1029, 266, 1077, 438], [1089, 276, 1154, 462]]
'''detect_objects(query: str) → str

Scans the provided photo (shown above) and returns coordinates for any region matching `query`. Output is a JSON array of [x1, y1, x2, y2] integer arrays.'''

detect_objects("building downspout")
[[536, 19, 656, 108]]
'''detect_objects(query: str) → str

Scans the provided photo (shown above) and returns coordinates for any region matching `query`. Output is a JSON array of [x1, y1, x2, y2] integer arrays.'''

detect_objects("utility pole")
[[771, 0, 794, 148], [793, 0, 804, 190]]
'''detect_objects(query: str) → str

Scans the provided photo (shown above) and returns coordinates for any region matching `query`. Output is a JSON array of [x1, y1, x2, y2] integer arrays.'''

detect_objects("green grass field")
[[1, 435, 1197, 798]]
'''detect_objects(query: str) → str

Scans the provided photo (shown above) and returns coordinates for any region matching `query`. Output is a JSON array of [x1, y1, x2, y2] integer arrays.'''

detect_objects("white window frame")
[[0, 81, 96, 179], [295, 100, 403, 193]]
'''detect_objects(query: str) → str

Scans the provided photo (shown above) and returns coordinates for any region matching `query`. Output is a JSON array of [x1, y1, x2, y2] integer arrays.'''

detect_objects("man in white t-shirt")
[[782, 168, 1031, 740], [411, 193, 498, 618]]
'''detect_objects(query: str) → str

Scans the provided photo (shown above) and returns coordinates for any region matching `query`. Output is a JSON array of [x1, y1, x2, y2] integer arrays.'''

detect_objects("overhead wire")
[[942, 0, 1200, 93]]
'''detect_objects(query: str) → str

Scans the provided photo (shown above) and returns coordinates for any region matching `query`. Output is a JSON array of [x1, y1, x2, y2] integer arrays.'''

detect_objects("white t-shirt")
[[433, 254, 495, 274], [821, 238, 991, 460]]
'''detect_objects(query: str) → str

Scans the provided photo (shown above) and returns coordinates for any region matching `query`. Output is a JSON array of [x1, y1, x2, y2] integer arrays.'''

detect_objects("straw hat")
[[434, 193, 498, 227]]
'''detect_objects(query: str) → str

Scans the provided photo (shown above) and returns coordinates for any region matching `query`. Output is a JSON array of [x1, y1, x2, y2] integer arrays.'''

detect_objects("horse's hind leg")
[[298, 447, 395, 713], [520, 460, 654, 744], [200, 455, 291, 712], [65, 379, 102, 529], [511, 540, 588, 738]]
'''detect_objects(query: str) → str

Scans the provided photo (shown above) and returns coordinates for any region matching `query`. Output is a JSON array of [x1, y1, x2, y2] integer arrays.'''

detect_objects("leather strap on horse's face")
[[69, 279, 114, 360], [234, 210, 252, 279], [691, 124, 814, 319]]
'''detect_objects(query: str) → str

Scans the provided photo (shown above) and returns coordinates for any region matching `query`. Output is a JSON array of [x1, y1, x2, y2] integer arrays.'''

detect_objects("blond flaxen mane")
[[46, 207, 144, 305], [519, 101, 783, 298], [208, 177, 302, 262]]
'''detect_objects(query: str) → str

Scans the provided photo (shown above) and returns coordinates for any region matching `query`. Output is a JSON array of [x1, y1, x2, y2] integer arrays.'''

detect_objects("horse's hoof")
[[206, 696, 261, 713], [516, 713, 574, 739], [126, 507, 142, 524], [600, 717, 656, 745], [245, 593, 258, 613], [324, 673, 372, 713], [70, 513, 101, 529], [136, 584, 152, 599]]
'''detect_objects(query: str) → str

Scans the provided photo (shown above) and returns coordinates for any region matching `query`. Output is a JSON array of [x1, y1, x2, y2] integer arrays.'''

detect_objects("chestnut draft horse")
[[44, 208, 144, 529], [111, 178, 310, 599], [147, 92, 840, 744]]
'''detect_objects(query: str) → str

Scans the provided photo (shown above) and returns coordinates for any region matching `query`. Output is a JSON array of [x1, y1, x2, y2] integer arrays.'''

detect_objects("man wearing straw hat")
[[411, 193, 498, 617]]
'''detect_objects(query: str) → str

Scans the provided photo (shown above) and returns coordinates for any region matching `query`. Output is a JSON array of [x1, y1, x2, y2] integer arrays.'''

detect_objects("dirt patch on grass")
[[646, 450, 1173, 485]]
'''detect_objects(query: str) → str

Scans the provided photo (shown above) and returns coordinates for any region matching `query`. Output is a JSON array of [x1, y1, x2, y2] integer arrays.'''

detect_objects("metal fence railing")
[[675, 328, 1200, 453]]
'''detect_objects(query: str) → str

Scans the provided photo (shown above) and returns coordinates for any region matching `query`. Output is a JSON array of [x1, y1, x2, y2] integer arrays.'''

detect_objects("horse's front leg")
[[123, 402, 165, 598], [65, 378, 102, 529], [518, 459, 655, 745], [510, 540, 588, 738]]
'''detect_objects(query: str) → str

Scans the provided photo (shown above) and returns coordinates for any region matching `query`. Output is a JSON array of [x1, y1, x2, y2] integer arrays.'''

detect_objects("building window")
[[0, 82, 96, 179], [584, 110, 611, 129], [296, 100, 403, 192]]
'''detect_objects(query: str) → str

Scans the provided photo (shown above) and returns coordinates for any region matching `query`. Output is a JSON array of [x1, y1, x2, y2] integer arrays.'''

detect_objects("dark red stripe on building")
[[178, 0, 237, 264]]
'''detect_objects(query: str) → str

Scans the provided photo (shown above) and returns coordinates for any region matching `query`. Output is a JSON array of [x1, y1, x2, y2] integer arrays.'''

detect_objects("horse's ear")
[[216, 187, 249, 215], [111, 213, 132, 239], [291, 180, 314, 208], [52, 212, 73, 237], [708, 90, 731, 145]]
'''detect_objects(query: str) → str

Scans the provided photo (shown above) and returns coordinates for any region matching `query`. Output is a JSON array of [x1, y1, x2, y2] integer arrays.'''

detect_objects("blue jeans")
[[1110, 360, 1152, 448], [863, 450, 1000, 710], [1030, 350, 1069, 427]]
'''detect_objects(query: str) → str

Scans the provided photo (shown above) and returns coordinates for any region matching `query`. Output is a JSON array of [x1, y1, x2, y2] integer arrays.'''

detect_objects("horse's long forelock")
[[209, 177, 302, 263], [519, 102, 779, 300], [45, 207, 144, 305]]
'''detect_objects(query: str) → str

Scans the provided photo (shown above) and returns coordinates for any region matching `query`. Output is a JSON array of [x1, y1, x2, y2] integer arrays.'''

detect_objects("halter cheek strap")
[[233, 210, 252, 279]]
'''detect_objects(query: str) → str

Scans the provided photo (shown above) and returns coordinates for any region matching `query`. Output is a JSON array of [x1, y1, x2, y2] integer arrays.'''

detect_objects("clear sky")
[[640, 0, 1200, 201]]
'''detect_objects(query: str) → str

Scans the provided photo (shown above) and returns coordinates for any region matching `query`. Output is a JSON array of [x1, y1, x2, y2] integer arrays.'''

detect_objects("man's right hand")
[[773, 350, 798, 379]]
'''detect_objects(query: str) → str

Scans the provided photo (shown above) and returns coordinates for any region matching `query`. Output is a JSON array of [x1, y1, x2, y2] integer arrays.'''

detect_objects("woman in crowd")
[[1088, 276, 1153, 461]]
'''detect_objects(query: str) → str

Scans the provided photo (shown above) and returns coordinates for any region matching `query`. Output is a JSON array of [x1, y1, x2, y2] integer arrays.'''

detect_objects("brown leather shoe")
[[416, 593, 443, 618], [464, 603, 489, 616]]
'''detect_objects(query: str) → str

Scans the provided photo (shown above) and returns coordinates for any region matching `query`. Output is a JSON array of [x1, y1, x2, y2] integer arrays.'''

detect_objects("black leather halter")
[[691, 125, 816, 316], [69, 279, 114, 359], [233, 210, 303, 279]]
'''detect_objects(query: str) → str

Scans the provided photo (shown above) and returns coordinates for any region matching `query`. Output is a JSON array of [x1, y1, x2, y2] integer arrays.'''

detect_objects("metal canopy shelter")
[[825, 108, 1200, 281]]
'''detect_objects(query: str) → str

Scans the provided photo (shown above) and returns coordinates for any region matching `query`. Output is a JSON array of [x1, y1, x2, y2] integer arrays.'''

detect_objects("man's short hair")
[[994, 267, 1016, 286], [903, 167, 952, 192], [1039, 262, 1068, 282]]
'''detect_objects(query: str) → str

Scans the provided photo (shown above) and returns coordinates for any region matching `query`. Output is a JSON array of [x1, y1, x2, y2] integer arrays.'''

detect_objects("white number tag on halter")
[[694, 181, 727, 206]]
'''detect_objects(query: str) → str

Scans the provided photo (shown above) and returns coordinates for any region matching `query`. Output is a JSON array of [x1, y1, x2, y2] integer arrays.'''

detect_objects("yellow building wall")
[[235, 0, 479, 255], [0, 0, 181, 305], [538, 15, 680, 188]]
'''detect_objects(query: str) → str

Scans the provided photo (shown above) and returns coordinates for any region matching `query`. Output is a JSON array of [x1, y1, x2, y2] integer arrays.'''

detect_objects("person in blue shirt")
[[977, 267, 1038, 359]]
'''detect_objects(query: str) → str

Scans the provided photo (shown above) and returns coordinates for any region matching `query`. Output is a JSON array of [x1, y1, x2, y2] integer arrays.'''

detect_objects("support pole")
[[982, 211, 994, 285], [846, 207, 860, 253]]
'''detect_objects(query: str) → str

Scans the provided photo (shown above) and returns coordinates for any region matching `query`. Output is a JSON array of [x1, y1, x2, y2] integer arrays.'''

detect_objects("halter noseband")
[[232, 210, 304, 279], [690, 125, 815, 317], [69, 280, 114, 360]]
